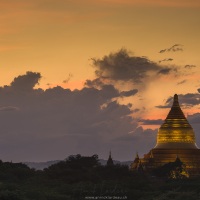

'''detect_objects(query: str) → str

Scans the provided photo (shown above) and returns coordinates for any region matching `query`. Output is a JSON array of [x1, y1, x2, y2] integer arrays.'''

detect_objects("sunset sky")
[[0, 0, 200, 162]]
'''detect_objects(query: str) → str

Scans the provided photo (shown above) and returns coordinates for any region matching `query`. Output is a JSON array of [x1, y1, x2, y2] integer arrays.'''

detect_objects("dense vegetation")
[[1, 155, 200, 199]]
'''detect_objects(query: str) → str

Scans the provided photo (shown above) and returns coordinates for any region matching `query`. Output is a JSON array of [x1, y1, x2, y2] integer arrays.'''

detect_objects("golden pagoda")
[[132, 94, 200, 175]]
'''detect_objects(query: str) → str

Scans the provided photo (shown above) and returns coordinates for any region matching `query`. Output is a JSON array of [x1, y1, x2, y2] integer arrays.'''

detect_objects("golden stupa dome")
[[155, 94, 198, 149]]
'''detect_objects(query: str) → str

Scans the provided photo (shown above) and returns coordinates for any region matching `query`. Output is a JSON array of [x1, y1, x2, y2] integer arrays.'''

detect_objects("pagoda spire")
[[136, 151, 139, 159], [172, 94, 179, 107], [107, 150, 114, 166], [165, 94, 187, 120]]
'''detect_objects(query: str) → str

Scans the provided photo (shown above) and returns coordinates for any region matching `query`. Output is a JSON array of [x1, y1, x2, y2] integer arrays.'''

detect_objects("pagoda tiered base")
[[142, 148, 200, 175]]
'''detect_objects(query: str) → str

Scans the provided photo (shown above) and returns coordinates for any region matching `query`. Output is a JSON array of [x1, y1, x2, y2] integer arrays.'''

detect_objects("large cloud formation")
[[3, 48, 176, 162], [0, 71, 156, 162]]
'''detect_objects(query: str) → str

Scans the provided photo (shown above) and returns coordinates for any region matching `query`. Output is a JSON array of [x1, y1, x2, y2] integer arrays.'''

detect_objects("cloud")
[[177, 80, 187, 85], [156, 93, 200, 109], [185, 113, 200, 147], [85, 78, 104, 88], [8, 71, 41, 92], [98, 84, 121, 99], [63, 73, 73, 84], [159, 49, 166, 53], [0, 106, 19, 112], [120, 89, 138, 97], [187, 113, 200, 124], [155, 105, 171, 109], [0, 71, 142, 162], [175, 93, 200, 107], [184, 64, 196, 68], [139, 119, 163, 125], [159, 44, 183, 53], [86, 82, 138, 99], [157, 68, 173, 75], [158, 58, 173, 63], [113, 126, 157, 156], [92, 48, 175, 84], [132, 108, 140, 113]]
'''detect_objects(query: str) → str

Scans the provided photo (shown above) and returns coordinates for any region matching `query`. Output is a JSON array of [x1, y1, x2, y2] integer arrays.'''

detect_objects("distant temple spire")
[[106, 150, 114, 166], [136, 151, 139, 159]]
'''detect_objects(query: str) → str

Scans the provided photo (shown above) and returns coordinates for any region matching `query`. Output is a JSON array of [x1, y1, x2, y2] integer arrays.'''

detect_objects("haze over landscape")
[[0, 0, 200, 162]]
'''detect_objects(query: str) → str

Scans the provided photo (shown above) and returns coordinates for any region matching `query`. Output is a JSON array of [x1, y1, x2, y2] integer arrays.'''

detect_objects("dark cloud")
[[0, 71, 142, 162], [132, 108, 140, 113], [158, 58, 173, 63], [159, 49, 166, 53], [9, 71, 41, 91], [155, 105, 171, 109], [120, 89, 138, 97], [85, 78, 104, 88], [113, 127, 157, 156], [99, 84, 120, 99], [175, 93, 200, 107], [159, 44, 183, 53], [139, 119, 163, 125], [156, 93, 200, 109], [157, 68, 173, 75], [185, 113, 200, 147], [92, 48, 174, 83], [63, 73, 73, 83], [187, 113, 200, 124], [184, 64, 196, 68], [85, 78, 138, 98], [86, 82, 138, 99], [177, 80, 187, 85], [114, 126, 156, 141]]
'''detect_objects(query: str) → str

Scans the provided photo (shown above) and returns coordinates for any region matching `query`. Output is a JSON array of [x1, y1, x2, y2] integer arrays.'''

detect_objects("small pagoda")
[[107, 151, 114, 166]]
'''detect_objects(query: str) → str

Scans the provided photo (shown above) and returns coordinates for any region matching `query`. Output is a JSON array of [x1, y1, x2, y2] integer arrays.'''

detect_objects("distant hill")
[[24, 160, 60, 170], [24, 159, 133, 170]]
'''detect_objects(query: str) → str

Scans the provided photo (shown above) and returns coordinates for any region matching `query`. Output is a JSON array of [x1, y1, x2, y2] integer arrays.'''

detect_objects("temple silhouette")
[[131, 94, 200, 176], [107, 151, 114, 166]]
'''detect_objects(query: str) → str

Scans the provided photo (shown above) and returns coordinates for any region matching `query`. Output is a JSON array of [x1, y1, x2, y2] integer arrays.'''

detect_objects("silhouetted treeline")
[[0, 155, 199, 199], [44, 154, 130, 183]]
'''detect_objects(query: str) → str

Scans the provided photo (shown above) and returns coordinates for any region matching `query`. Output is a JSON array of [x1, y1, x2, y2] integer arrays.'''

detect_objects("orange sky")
[[1, 0, 200, 120]]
